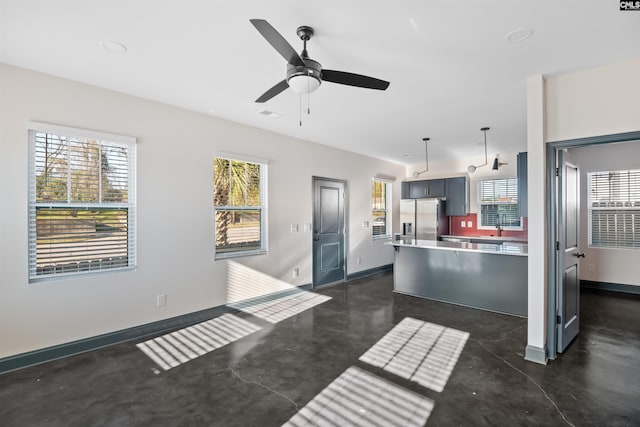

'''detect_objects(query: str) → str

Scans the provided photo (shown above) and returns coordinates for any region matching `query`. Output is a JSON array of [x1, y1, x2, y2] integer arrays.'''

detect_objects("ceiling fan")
[[250, 19, 390, 103]]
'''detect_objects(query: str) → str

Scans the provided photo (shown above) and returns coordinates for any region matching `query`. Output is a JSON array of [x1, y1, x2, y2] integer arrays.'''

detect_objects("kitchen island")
[[387, 239, 528, 317]]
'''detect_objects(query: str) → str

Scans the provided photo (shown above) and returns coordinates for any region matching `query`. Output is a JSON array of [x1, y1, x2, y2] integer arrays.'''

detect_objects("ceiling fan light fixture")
[[287, 74, 321, 94]]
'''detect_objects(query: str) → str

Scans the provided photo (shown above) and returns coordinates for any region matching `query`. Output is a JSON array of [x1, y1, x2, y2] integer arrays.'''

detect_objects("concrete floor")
[[1, 272, 639, 426]]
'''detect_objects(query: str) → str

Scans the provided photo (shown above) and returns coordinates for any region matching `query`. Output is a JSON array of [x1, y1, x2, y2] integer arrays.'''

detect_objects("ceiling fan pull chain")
[[299, 93, 303, 126]]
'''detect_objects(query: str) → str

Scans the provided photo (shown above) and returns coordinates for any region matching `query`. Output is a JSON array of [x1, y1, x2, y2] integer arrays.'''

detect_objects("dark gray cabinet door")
[[410, 179, 445, 198], [401, 181, 410, 199], [517, 152, 528, 217], [445, 177, 468, 216]]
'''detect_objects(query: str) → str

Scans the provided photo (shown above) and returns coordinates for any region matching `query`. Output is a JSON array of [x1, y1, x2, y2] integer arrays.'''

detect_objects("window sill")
[[29, 266, 136, 284], [215, 249, 268, 260]]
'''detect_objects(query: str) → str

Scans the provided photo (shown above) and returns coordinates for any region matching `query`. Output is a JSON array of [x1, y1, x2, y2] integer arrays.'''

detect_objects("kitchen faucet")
[[495, 213, 503, 237]]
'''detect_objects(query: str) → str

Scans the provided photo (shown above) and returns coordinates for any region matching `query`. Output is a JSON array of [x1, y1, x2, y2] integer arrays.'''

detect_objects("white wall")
[[0, 63, 405, 358], [568, 141, 640, 286], [545, 58, 640, 142], [526, 58, 640, 361]]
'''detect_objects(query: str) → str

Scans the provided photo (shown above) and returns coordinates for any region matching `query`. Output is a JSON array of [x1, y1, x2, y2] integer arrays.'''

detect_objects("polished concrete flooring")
[[1, 272, 639, 426]]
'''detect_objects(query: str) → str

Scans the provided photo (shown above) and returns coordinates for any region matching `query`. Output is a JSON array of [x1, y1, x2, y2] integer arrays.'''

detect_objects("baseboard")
[[0, 284, 311, 375], [581, 280, 640, 295], [346, 264, 393, 281], [524, 344, 548, 365]]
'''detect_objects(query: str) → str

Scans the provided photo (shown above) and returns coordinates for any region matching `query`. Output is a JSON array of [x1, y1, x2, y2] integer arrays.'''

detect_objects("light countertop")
[[386, 239, 528, 256]]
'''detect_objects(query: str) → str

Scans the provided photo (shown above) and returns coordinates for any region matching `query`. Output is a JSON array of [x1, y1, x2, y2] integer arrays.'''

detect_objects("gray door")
[[557, 150, 582, 352], [312, 177, 345, 286]]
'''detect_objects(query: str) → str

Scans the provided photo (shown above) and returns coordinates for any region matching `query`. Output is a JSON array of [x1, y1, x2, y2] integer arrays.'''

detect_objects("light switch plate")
[[362, 221, 369, 229], [303, 223, 311, 232], [291, 224, 299, 232], [461, 221, 466, 228], [467, 221, 473, 228]]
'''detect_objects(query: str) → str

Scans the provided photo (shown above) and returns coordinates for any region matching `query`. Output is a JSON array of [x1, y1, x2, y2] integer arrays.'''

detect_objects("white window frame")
[[27, 122, 137, 282], [477, 177, 523, 231], [588, 169, 640, 250], [214, 152, 268, 259], [372, 178, 392, 240]]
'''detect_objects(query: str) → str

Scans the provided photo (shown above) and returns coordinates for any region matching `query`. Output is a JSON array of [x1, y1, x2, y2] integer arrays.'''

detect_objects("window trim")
[[477, 177, 523, 231], [372, 177, 392, 240], [213, 153, 269, 260], [27, 123, 137, 282]]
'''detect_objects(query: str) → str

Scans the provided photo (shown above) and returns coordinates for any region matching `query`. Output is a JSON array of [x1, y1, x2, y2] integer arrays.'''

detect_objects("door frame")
[[545, 130, 640, 360], [311, 176, 348, 288]]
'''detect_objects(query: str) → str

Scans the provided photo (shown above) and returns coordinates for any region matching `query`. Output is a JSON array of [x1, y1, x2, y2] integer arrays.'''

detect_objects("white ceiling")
[[1, 1, 639, 167]]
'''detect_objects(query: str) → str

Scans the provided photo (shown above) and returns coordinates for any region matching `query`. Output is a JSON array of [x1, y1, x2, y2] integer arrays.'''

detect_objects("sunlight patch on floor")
[[232, 291, 331, 324], [359, 317, 469, 392], [283, 366, 434, 427], [136, 313, 261, 371]]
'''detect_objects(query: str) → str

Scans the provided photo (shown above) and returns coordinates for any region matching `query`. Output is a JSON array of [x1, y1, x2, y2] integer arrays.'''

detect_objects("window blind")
[[589, 170, 640, 249], [29, 130, 136, 280], [478, 178, 521, 227]]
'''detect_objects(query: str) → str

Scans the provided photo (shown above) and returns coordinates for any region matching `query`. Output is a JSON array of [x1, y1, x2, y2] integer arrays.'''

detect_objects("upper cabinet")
[[401, 181, 411, 199], [517, 152, 528, 217], [408, 179, 445, 198], [445, 177, 469, 216], [402, 177, 468, 215]]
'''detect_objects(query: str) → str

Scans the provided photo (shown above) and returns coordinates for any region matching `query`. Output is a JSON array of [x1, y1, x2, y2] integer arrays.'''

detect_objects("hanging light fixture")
[[412, 138, 430, 178], [492, 155, 508, 172], [467, 127, 490, 173]]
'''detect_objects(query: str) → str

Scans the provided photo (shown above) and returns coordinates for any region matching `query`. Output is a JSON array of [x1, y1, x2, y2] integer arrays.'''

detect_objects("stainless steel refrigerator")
[[400, 198, 449, 240]]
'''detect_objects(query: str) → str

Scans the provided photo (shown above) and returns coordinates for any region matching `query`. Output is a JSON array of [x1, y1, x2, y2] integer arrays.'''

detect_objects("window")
[[28, 123, 136, 281], [214, 154, 268, 258], [588, 169, 640, 249], [478, 178, 521, 229], [372, 179, 391, 239]]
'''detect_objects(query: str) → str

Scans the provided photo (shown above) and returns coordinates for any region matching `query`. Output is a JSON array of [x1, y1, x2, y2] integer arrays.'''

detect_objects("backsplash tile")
[[448, 213, 528, 240]]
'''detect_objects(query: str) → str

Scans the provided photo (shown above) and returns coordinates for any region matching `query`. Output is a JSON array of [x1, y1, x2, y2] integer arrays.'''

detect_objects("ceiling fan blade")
[[255, 79, 289, 103], [322, 70, 390, 90], [250, 19, 305, 67]]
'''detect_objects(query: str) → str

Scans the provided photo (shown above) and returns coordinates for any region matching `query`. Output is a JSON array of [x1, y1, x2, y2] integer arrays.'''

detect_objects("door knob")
[[314, 236, 319, 241], [575, 253, 586, 258]]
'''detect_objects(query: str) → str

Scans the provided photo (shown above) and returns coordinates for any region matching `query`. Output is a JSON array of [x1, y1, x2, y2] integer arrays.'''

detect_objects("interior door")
[[312, 177, 345, 287], [557, 150, 582, 352]]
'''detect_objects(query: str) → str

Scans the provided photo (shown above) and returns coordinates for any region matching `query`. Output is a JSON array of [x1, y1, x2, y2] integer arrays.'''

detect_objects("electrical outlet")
[[356, 257, 362, 265], [157, 294, 166, 307], [467, 221, 473, 228], [291, 224, 299, 232], [293, 268, 299, 278], [588, 264, 595, 272], [460, 221, 466, 228], [303, 223, 311, 232], [362, 221, 369, 229]]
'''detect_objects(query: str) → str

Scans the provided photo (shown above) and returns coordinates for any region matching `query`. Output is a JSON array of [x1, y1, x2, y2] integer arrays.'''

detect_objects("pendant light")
[[412, 138, 430, 178], [467, 127, 490, 173], [492, 155, 508, 172]]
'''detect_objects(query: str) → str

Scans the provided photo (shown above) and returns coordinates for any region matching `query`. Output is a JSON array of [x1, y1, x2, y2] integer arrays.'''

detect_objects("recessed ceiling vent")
[[258, 110, 282, 118]]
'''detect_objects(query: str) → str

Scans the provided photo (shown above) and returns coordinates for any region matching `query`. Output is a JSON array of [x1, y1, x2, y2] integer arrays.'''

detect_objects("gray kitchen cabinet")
[[445, 177, 469, 216], [517, 152, 528, 217], [401, 181, 411, 199], [410, 179, 445, 198]]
